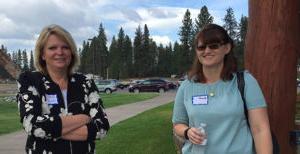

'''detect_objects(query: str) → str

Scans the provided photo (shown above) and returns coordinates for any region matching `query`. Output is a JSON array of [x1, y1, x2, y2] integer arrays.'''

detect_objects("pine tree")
[[22, 50, 29, 71], [157, 44, 166, 76], [89, 37, 97, 75], [239, 16, 248, 45], [96, 23, 109, 78], [195, 6, 214, 33], [223, 7, 238, 41], [124, 35, 133, 78], [166, 43, 174, 76], [108, 36, 119, 79], [178, 9, 194, 74], [142, 24, 150, 76], [236, 15, 248, 70], [148, 39, 157, 76], [133, 25, 143, 77], [29, 50, 34, 71], [108, 27, 126, 79], [79, 41, 88, 73], [16, 49, 22, 68], [1, 44, 7, 54], [12, 51, 17, 64]]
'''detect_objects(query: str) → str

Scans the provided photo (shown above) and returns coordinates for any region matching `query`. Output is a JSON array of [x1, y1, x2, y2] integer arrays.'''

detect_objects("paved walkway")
[[0, 91, 176, 154]]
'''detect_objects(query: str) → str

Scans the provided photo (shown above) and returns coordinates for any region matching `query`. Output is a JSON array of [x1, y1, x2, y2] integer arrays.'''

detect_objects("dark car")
[[128, 79, 169, 93], [164, 80, 177, 89]]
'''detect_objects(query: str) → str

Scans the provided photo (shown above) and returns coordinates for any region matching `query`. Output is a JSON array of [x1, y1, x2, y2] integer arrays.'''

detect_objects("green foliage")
[[133, 25, 144, 77], [96, 23, 109, 78], [235, 16, 248, 70], [178, 9, 194, 75], [77, 7, 247, 78], [79, 23, 108, 78], [1, 7, 248, 80], [16, 50, 22, 68], [134, 24, 157, 77], [22, 50, 29, 71], [156, 43, 173, 76], [29, 50, 34, 71], [96, 103, 176, 154], [195, 5, 214, 33], [123, 35, 133, 78], [223, 7, 238, 41]]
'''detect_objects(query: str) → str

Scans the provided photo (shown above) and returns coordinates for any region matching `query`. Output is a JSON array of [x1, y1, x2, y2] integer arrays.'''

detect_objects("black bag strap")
[[236, 71, 250, 126], [236, 71, 280, 154]]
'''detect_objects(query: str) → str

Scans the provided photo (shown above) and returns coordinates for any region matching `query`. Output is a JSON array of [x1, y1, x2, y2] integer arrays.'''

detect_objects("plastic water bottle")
[[192, 123, 207, 154], [198, 123, 207, 145]]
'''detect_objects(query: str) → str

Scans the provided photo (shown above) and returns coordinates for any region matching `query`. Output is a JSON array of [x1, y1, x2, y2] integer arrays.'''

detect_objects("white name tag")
[[192, 95, 208, 105], [46, 94, 59, 105]]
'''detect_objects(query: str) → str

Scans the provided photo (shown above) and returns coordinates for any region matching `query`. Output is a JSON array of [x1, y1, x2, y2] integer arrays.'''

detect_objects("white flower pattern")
[[18, 72, 109, 153], [17, 81, 21, 92], [23, 94, 29, 100], [89, 91, 99, 105], [41, 96, 50, 114], [23, 114, 33, 134], [28, 86, 39, 96], [90, 108, 98, 118], [34, 128, 46, 138]]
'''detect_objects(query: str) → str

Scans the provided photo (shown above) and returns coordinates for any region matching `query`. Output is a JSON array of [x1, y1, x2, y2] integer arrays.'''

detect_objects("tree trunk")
[[245, 0, 300, 153]]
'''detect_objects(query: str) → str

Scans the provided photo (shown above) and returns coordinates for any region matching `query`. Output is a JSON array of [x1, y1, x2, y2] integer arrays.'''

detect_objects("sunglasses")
[[197, 43, 225, 51]]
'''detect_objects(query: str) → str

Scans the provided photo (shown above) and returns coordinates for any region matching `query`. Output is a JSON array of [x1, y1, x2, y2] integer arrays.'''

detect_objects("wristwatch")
[[184, 127, 191, 140]]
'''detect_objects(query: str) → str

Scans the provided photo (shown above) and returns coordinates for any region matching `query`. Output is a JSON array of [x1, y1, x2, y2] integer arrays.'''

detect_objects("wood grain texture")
[[245, 0, 300, 153]]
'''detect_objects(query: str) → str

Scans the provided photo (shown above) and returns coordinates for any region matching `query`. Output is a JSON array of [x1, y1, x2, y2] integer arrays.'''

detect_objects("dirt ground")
[[0, 84, 17, 95]]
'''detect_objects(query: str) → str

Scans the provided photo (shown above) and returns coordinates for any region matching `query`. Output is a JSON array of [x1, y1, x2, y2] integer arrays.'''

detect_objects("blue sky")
[[0, 0, 248, 52]]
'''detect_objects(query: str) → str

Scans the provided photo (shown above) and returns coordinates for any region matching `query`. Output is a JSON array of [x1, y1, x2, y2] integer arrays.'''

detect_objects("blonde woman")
[[17, 24, 109, 154]]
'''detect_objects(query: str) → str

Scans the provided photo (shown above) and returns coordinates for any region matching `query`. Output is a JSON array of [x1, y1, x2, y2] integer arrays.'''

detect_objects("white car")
[[95, 80, 117, 94]]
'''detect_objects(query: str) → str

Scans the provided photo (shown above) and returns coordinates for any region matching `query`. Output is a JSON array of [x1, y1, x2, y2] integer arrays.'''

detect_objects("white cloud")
[[151, 35, 172, 46], [0, 0, 247, 52], [119, 7, 199, 36]]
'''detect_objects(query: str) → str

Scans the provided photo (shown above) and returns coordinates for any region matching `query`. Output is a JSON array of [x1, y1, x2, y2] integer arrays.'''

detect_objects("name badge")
[[192, 95, 208, 105], [46, 94, 59, 105]]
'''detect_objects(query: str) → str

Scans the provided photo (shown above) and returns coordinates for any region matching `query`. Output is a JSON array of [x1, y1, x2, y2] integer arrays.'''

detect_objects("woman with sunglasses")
[[172, 24, 272, 154]]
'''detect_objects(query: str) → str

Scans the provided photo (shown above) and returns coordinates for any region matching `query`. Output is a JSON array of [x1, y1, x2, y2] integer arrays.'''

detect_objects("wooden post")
[[245, 0, 300, 153]]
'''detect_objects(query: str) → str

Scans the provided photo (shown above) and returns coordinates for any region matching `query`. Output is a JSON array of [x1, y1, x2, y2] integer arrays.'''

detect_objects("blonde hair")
[[34, 24, 80, 75]]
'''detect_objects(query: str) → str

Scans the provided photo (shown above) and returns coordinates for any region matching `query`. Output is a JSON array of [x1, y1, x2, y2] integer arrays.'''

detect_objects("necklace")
[[207, 86, 216, 97], [208, 91, 215, 97]]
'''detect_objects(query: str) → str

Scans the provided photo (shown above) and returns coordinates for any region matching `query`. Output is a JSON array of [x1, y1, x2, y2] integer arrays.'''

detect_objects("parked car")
[[117, 81, 130, 89], [129, 79, 144, 85], [95, 80, 117, 94], [128, 79, 169, 93], [164, 79, 177, 89], [177, 77, 185, 86]]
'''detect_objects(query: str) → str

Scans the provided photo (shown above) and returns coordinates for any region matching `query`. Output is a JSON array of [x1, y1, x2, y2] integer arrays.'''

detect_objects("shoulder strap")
[[236, 71, 249, 126]]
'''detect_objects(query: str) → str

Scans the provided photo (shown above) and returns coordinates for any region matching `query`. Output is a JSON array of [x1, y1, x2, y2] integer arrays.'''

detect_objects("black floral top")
[[16, 71, 110, 154]]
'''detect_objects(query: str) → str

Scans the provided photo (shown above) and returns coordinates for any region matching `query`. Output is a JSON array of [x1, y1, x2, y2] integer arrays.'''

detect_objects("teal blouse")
[[172, 71, 267, 154]]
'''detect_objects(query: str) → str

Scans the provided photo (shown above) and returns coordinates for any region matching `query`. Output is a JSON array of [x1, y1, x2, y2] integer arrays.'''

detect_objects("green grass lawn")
[[0, 93, 159, 136], [96, 102, 176, 154], [100, 93, 158, 108], [0, 99, 21, 135]]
